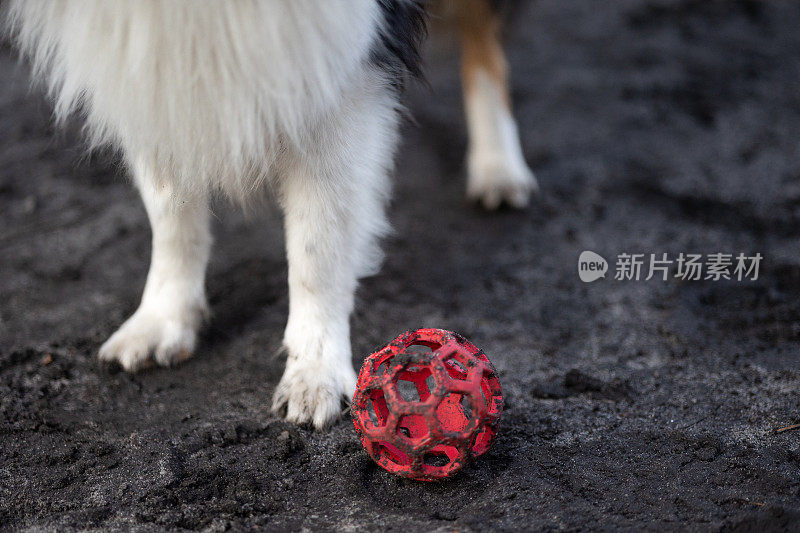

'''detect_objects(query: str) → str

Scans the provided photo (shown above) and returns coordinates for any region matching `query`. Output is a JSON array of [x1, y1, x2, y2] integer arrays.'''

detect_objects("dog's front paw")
[[467, 153, 539, 210], [271, 355, 357, 429], [99, 302, 206, 372]]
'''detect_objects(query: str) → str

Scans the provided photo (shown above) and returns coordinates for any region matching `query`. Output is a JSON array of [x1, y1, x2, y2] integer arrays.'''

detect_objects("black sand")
[[2, 1, 799, 530]]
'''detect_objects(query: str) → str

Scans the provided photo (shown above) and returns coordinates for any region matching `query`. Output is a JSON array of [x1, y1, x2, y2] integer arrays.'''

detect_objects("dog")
[[4, 0, 535, 428]]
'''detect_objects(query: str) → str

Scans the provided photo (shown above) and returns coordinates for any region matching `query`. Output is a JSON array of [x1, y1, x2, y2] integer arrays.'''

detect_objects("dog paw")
[[271, 356, 357, 429], [99, 303, 206, 371], [467, 155, 539, 210]]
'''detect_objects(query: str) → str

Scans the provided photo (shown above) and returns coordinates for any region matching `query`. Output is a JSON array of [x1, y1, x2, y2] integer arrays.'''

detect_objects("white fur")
[[6, 0, 399, 428], [273, 70, 396, 426], [6, 0, 382, 201], [98, 159, 212, 371], [464, 68, 538, 209]]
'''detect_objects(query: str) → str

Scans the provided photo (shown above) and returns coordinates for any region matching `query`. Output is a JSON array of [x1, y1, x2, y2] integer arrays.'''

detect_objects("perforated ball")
[[351, 328, 503, 481]]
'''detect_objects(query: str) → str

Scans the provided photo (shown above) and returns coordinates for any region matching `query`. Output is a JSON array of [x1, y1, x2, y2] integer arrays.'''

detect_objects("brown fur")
[[453, 0, 510, 108]]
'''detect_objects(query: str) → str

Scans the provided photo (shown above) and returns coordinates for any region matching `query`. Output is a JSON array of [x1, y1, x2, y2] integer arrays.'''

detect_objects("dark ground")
[[2, 0, 800, 530]]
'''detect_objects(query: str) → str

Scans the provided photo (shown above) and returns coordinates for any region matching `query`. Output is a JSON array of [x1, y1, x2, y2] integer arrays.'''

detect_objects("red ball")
[[351, 328, 503, 481]]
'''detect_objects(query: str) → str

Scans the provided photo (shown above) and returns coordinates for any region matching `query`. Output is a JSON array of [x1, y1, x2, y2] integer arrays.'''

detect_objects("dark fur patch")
[[371, 0, 427, 89]]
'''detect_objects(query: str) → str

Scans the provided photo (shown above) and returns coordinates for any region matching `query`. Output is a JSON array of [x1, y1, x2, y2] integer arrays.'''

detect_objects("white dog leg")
[[99, 159, 211, 371], [457, 0, 538, 209], [271, 79, 396, 429], [463, 68, 538, 209]]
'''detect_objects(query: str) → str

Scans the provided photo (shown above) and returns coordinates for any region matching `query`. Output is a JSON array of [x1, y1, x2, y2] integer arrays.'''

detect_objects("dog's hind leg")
[[99, 158, 212, 371], [456, 0, 538, 209], [271, 75, 397, 429]]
